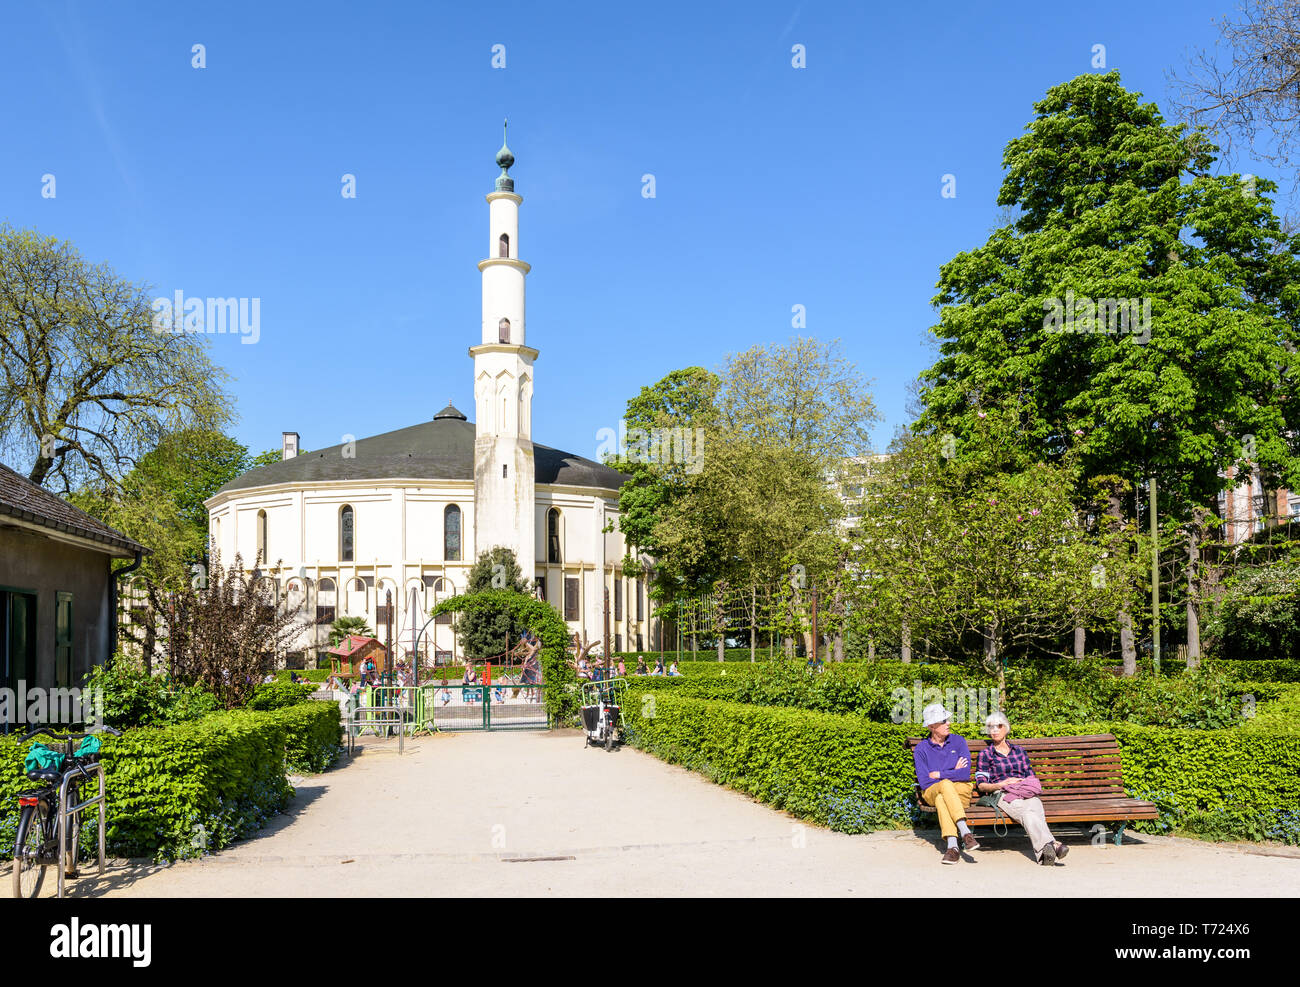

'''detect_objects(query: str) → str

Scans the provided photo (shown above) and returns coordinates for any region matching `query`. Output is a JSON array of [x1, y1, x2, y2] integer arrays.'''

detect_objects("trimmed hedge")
[[0, 701, 343, 862], [266, 700, 343, 773], [248, 680, 318, 710], [623, 692, 1300, 844]]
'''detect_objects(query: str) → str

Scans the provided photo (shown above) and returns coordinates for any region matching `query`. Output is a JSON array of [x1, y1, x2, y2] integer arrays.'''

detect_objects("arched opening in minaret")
[[498, 318, 510, 344], [547, 508, 562, 564], [499, 233, 509, 258]]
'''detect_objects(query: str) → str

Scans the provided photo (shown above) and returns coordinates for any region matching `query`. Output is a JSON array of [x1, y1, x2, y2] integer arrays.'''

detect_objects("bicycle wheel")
[[12, 801, 50, 899]]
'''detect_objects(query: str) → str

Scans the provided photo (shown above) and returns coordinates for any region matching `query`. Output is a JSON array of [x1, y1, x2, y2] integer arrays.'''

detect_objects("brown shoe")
[[1054, 842, 1068, 860], [962, 832, 981, 851], [942, 847, 960, 864]]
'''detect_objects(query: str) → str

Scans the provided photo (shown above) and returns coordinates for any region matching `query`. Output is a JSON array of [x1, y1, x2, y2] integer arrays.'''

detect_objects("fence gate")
[[420, 679, 549, 731]]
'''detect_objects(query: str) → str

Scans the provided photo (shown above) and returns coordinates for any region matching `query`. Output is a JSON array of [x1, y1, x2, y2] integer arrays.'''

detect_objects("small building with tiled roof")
[[203, 136, 659, 668], [0, 461, 148, 702]]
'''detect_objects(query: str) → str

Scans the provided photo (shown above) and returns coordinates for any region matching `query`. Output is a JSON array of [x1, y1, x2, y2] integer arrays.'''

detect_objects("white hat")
[[922, 703, 952, 728]]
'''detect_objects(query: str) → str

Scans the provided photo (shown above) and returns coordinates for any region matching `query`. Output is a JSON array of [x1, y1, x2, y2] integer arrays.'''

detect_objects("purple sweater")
[[913, 733, 972, 791]]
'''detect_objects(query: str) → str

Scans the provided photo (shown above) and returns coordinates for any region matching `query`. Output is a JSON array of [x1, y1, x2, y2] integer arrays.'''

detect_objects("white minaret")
[[471, 121, 537, 581]]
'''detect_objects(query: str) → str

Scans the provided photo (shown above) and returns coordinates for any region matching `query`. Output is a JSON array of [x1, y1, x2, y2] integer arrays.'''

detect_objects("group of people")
[[913, 703, 1068, 866], [633, 657, 680, 677]]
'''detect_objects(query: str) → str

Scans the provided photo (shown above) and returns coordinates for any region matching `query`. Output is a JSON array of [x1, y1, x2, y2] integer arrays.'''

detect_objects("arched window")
[[499, 233, 509, 258], [444, 504, 462, 561], [340, 505, 355, 562], [256, 510, 267, 564], [547, 508, 562, 564], [498, 317, 511, 344]]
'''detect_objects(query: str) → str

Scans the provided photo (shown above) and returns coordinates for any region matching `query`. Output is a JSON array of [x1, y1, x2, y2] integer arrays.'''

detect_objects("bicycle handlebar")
[[18, 725, 122, 742]]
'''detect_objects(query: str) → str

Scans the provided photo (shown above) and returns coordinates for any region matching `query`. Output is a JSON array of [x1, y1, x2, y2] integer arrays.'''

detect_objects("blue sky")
[[2, 0, 1289, 466]]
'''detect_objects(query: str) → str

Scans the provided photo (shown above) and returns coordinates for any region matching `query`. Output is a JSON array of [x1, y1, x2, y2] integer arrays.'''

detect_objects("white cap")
[[922, 703, 952, 728]]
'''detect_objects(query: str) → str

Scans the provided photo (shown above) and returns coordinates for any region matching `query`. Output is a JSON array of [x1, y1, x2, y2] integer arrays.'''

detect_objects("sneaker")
[[1054, 842, 1068, 860], [942, 847, 960, 864], [1038, 843, 1057, 865], [962, 832, 981, 851]]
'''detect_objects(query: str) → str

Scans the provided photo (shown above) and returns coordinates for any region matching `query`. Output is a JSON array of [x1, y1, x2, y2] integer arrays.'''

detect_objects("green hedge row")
[[623, 692, 1300, 844], [0, 702, 342, 862]]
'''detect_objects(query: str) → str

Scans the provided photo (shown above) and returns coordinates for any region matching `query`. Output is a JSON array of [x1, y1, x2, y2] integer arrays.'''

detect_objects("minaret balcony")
[[477, 257, 531, 274]]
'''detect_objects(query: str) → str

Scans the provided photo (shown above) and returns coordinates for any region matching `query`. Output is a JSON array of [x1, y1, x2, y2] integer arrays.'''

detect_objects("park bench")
[[906, 734, 1158, 845]]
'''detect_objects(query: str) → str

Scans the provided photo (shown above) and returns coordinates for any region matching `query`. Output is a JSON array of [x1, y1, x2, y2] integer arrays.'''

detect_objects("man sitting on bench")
[[914, 703, 980, 864]]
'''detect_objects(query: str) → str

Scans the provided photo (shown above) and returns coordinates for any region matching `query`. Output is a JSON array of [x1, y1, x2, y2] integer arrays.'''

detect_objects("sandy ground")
[[23, 729, 1299, 897]]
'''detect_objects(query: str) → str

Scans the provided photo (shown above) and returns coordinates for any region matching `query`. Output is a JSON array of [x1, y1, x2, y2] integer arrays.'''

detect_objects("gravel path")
[[42, 729, 1299, 897]]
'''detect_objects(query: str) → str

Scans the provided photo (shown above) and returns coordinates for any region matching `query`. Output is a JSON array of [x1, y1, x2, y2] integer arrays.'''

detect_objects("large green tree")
[[921, 73, 1300, 506], [916, 72, 1300, 659], [0, 225, 232, 493]]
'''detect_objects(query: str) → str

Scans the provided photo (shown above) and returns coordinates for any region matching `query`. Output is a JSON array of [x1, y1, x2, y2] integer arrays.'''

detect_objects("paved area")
[[28, 730, 1300, 897]]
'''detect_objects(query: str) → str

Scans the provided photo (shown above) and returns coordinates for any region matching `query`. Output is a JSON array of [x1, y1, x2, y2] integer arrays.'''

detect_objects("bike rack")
[[56, 762, 106, 899]]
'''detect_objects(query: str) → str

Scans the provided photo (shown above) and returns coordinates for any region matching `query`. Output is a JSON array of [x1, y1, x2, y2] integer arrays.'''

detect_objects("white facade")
[[202, 135, 655, 664]]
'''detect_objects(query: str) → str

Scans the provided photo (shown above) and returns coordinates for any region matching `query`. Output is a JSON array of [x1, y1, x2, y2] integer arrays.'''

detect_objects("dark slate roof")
[[214, 415, 629, 496], [0, 461, 149, 557]]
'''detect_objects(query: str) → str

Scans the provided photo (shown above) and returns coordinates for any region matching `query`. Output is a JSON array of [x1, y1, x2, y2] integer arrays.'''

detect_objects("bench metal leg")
[[1114, 823, 1127, 847]]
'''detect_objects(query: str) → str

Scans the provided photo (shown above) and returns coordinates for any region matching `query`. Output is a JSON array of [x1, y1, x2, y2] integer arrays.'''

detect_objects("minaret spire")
[[495, 118, 515, 192]]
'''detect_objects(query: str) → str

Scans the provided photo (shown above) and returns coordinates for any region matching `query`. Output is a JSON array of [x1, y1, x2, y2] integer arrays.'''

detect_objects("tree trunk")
[[717, 635, 725, 663], [1186, 522, 1201, 669], [1105, 484, 1138, 677], [750, 585, 756, 663], [868, 636, 876, 661], [784, 636, 794, 660], [1073, 626, 1085, 662], [984, 622, 1005, 710], [833, 631, 843, 663], [901, 619, 912, 663], [1119, 611, 1137, 677]]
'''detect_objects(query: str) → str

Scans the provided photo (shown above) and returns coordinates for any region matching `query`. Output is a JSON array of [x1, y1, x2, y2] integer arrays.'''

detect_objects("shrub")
[[84, 657, 220, 729], [0, 702, 341, 862], [264, 701, 342, 773], [623, 692, 1300, 845], [247, 680, 317, 711]]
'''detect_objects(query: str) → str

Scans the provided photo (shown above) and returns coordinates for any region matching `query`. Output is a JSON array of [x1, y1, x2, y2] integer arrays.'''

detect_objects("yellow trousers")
[[922, 780, 973, 839]]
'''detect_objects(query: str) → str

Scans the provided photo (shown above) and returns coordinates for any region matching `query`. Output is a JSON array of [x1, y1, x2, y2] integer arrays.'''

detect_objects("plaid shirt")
[[975, 742, 1035, 787]]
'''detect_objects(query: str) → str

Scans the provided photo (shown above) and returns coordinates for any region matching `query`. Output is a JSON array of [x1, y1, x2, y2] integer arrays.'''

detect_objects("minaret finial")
[[495, 119, 515, 192]]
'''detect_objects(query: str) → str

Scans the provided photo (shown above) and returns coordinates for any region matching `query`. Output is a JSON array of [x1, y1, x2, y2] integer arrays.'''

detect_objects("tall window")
[[340, 505, 355, 561], [499, 317, 511, 343], [444, 504, 462, 561], [547, 508, 562, 564], [614, 577, 623, 620], [316, 578, 336, 625], [564, 577, 579, 620], [636, 577, 644, 621], [499, 233, 510, 258], [256, 510, 267, 564]]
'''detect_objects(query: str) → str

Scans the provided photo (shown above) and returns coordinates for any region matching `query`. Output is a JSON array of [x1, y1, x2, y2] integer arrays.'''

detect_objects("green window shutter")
[[55, 592, 73, 688]]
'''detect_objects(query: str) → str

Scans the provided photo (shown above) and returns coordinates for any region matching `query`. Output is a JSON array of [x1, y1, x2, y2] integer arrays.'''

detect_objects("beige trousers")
[[999, 795, 1056, 859]]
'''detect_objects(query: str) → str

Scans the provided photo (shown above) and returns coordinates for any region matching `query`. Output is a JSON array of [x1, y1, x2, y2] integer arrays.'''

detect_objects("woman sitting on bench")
[[975, 713, 1068, 866], [914, 703, 980, 864]]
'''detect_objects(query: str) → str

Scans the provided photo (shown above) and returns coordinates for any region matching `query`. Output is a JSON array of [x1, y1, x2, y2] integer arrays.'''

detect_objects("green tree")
[[455, 548, 533, 663], [916, 72, 1300, 661], [329, 616, 374, 646], [0, 225, 232, 493]]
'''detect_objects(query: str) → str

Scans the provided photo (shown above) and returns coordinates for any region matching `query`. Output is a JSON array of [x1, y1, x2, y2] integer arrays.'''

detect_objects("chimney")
[[282, 432, 299, 460]]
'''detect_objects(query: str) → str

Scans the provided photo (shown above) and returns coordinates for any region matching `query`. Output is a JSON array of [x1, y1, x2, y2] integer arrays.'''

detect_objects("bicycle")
[[11, 725, 120, 899]]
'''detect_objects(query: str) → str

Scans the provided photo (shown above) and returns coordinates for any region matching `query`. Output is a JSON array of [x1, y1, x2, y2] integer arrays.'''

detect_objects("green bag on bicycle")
[[74, 735, 101, 758], [24, 743, 66, 775]]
